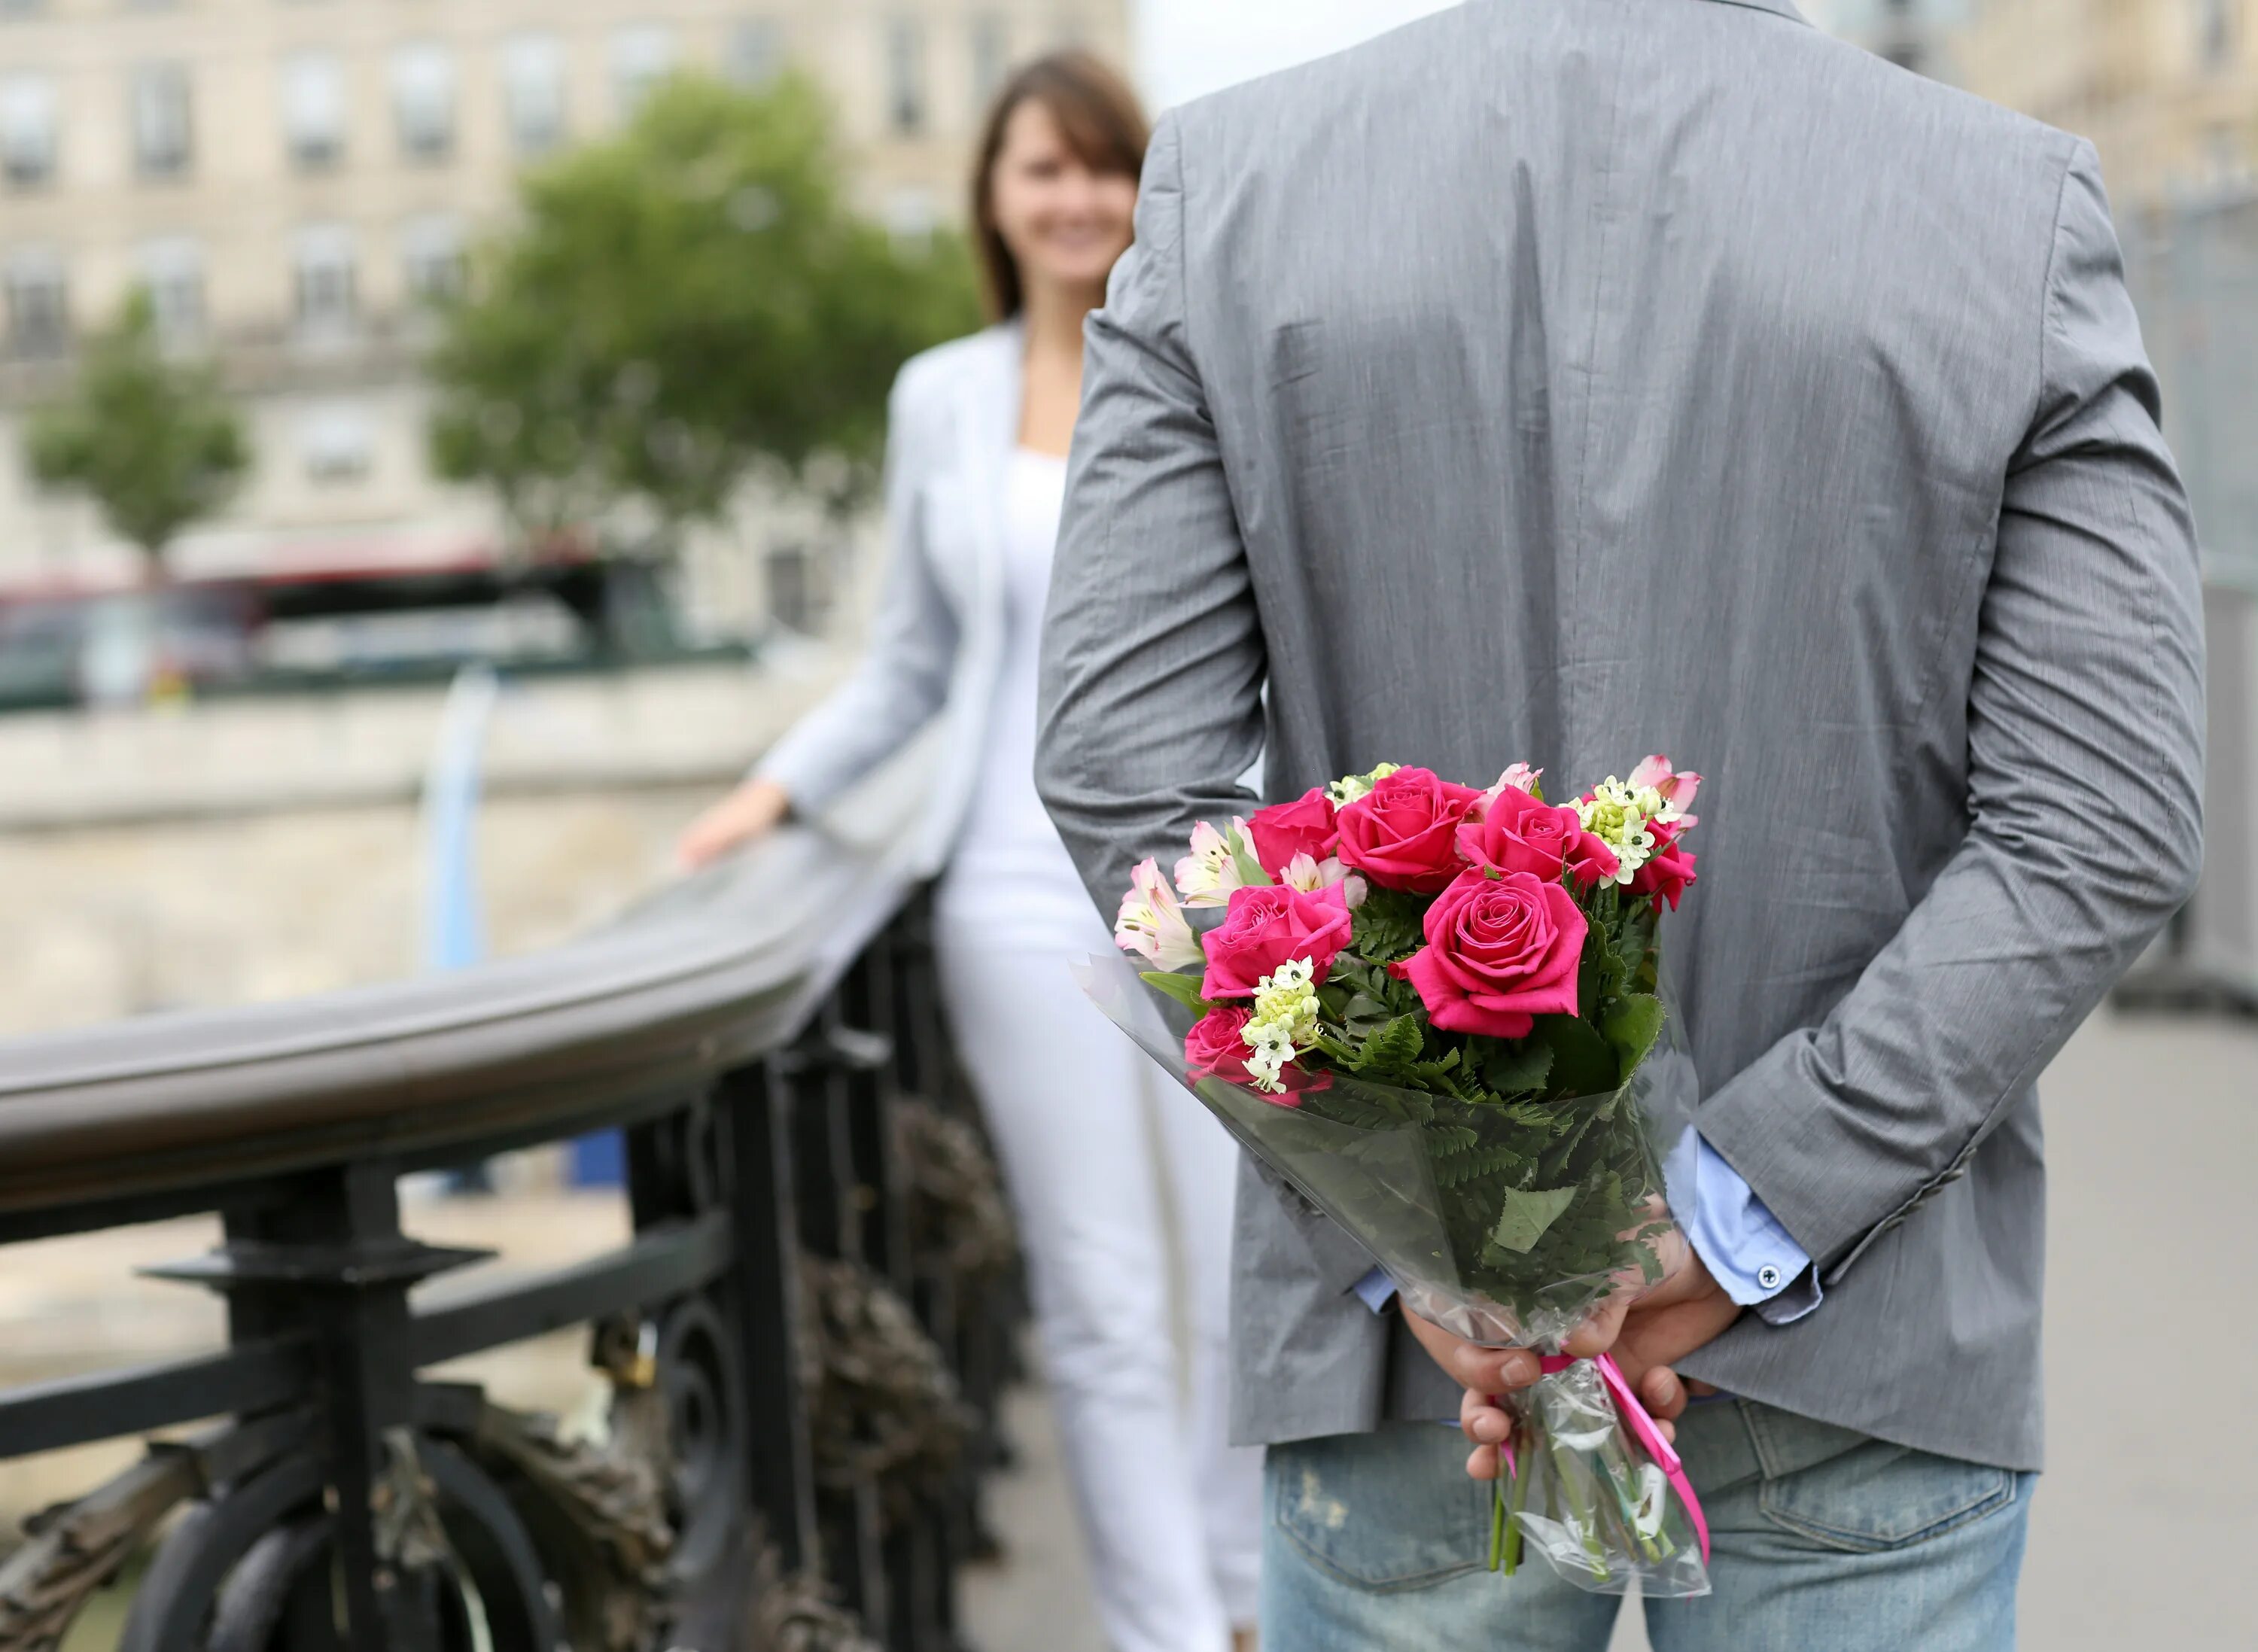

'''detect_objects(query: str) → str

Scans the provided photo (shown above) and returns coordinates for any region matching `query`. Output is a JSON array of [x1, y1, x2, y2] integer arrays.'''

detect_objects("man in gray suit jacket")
[[1034, 1, 2205, 1644]]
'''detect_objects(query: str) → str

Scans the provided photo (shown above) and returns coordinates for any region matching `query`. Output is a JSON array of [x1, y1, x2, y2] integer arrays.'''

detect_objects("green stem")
[[1490, 1471, 1507, 1572]]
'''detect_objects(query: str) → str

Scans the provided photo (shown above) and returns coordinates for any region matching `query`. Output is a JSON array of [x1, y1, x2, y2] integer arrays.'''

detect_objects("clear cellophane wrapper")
[[1080, 954, 1712, 1599]]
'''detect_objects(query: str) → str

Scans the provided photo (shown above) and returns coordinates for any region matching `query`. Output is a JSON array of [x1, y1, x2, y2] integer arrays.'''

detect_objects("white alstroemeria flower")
[[1115, 857, 1205, 972], [1174, 819, 1249, 907], [1280, 851, 1353, 893], [1574, 777, 1658, 885]]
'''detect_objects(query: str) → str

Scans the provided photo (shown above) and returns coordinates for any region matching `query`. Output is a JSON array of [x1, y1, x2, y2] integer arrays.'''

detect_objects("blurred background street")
[[2, 2, 2254, 1649]]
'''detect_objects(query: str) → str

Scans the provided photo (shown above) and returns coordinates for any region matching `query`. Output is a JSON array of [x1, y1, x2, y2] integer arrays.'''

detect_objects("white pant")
[[936, 934, 1263, 1652]]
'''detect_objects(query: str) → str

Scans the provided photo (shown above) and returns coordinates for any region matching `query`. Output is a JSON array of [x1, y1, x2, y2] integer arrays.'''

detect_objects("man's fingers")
[[1563, 1285, 1634, 1359], [1403, 1309, 1543, 1394], [1459, 1389, 1511, 1446], [1638, 1364, 1687, 1423], [1465, 1442, 1503, 1482]]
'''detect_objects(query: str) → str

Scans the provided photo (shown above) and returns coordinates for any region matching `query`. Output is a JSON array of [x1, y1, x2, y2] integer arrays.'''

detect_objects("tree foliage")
[[426, 73, 981, 540], [25, 293, 249, 573]]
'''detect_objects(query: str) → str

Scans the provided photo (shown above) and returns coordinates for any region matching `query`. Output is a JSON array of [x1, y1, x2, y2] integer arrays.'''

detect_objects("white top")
[[933, 448, 1110, 953]]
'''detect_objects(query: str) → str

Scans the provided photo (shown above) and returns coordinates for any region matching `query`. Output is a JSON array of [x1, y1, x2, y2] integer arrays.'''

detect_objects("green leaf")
[[1349, 886, 1428, 963], [1480, 1038, 1554, 1094], [1537, 1015, 1620, 1099], [1600, 994, 1666, 1083], [1139, 971, 1212, 1015], [1227, 823, 1274, 890], [1356, 1014, 1423, 1073], [1490, 1185, 1578, 1255]]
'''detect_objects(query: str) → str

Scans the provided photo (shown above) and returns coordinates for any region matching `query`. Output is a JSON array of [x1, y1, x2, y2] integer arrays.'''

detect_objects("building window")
[[137, 236, 203, 340], [2, 75, 57, 188], [2199, 0, 2234, 68], [885, 19, 926, 135], [611, 25, 678, 121], [5, 248, 67, 357], [400, 214, 464, 303], [391, 42, 457, 163], [302, 401, 373, 482], [281, 52, 346, 170], [293, 224, 358, 335], [971, 15, 1011, 108], [502, 33, 568, 156], [131, 62, 194, 178], [731, 19, 784, 87]]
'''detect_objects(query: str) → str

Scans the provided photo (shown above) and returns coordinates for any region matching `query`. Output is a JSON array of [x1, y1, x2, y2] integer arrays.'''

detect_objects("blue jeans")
[[1263, 1400, 2034, 1650]]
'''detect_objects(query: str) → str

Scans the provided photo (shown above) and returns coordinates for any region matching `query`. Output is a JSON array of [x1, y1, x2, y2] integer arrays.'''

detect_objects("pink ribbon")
[[1523, 1352, 1712, 1564]]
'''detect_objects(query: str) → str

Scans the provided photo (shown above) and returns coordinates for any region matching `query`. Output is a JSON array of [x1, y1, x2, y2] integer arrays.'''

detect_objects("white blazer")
[[756, 321, 1026, 872]]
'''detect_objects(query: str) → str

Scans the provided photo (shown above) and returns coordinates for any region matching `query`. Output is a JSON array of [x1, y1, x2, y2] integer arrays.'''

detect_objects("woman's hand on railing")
[[678, 777, 793, 869]]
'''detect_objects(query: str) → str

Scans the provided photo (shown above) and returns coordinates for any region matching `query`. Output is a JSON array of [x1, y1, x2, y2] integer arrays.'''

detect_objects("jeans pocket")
[[1757, 1437, 2021, 1554], [1272, 1428, 1494, 1591]]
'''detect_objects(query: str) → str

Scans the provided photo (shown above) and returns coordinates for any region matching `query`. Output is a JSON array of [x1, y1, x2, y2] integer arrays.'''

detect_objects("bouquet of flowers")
[[1094, 757, 1712, 1597]]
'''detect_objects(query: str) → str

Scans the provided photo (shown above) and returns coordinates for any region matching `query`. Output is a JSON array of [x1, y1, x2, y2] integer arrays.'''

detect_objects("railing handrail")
[[0, 817, 919, 1220]]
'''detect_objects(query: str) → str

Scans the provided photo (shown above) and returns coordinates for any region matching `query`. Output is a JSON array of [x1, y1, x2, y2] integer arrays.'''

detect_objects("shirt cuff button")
[[1757, 1264, 1785, 1291]]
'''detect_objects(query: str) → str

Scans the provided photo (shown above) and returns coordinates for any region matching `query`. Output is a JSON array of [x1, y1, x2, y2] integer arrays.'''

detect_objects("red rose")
[[1630, 819, 1698, 912], [1184, 1005, 1329, 1100], [1396, 868, 1587, 1039], [1336, 767, 1484, 893], [1246, 788, 1340, 879], [1199, 882, 1354, 1000], [1459, 783, 1621, 890]]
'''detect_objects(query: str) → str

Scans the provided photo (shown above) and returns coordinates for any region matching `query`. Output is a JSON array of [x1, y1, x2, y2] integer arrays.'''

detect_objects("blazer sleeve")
[[1034, 113, 1268, 917], [754, 364, 962, 817], [1694, 141, 2206, 1282]]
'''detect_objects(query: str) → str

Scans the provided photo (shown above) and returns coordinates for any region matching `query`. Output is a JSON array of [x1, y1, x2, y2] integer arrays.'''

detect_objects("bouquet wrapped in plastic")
[[1095, 758, 1713, 1597]]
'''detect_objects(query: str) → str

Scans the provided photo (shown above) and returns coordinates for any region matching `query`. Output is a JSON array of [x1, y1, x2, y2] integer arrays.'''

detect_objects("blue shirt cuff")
[[1351, 1266, 1397, 1315], [1666, 1129, 1821, 1326]]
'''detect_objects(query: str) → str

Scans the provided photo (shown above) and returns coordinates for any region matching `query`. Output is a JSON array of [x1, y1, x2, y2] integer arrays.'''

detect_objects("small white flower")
[[1115, 857, 1205, 972], [1239, 958, 1324, 1092], [1327, 762, 1402, 808], [1573, 777, 1658, 885]]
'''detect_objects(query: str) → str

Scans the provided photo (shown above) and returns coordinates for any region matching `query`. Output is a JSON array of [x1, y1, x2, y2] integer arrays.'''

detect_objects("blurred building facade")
[[0, 0, 1127, 604], [1955, 0, 2255, 208]]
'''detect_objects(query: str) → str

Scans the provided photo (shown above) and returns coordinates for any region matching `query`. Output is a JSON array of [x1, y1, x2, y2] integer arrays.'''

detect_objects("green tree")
[[25, 292, 249, 578], [427, 72, 981, 543]]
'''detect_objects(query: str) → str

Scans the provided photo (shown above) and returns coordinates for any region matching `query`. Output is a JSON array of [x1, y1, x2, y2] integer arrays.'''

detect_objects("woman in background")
[[678, 53, 1261, 1652]]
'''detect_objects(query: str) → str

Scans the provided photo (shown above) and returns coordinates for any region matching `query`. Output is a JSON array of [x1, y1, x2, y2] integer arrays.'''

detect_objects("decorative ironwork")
[[0, 853, 1023, 1652], [896, 1098, 1018, 1281], [800, 1252, 975, 1517], [742, 1532, 885, 1652]]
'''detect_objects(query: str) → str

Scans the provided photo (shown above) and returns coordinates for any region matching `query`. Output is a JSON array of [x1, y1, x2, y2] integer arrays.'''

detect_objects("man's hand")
[[1400, 1309, 1550, 1486], [1429, 1238, 1743, 1482]]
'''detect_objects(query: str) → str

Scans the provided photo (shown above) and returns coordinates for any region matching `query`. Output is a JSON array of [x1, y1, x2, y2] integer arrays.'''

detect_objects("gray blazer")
[[757, 322, 1025, 871], [1035, 0, 2204, 1473]]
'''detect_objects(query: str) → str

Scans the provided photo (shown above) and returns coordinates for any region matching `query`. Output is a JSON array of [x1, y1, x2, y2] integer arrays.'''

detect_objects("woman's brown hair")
[[970, 51, 1150, 321]]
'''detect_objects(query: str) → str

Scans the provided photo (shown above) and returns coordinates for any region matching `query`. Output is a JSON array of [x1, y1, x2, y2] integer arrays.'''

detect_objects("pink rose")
[[1396, 869, 1587, 1039], [1246, 789, 1340, 880], [1459, 783, 1620, 890], [1335, 767, 1484, 893], [1184, 1005, 1328, 1100], [1629, 818, 1699, 912], [1199, 882, 1354, 1000]]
